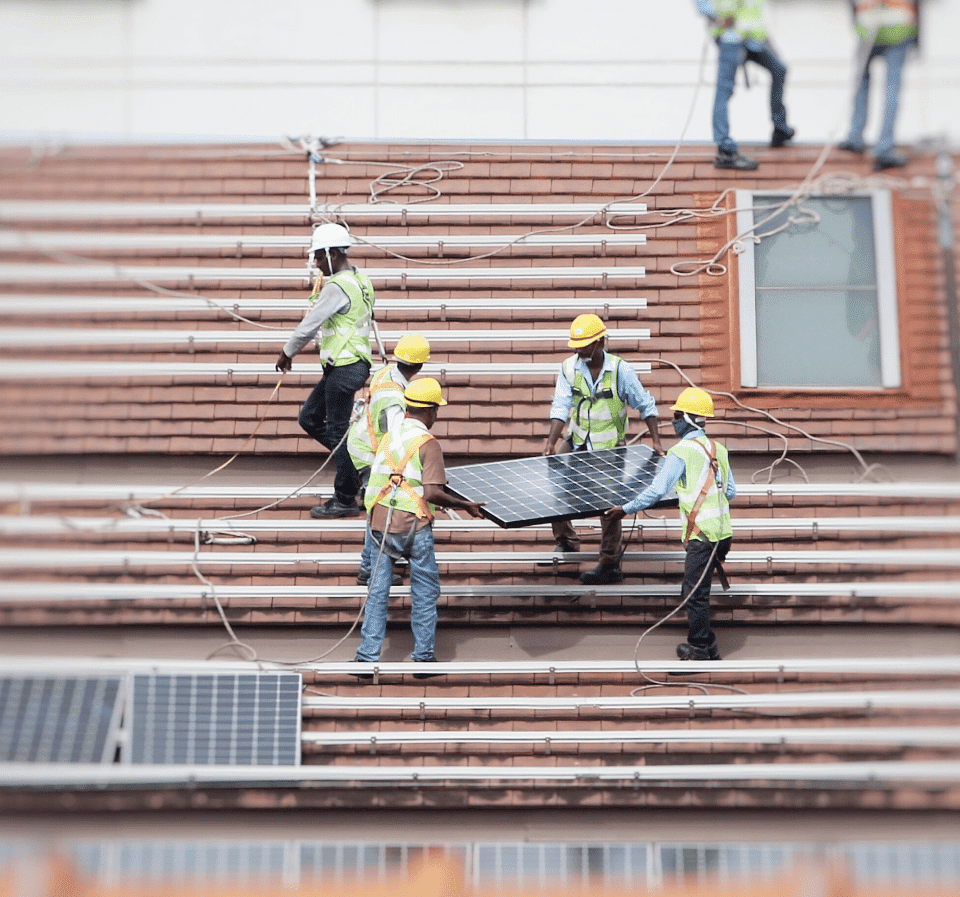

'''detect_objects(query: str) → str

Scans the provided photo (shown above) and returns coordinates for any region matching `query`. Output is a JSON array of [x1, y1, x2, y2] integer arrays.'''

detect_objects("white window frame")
[[735, 189, 901, 389]]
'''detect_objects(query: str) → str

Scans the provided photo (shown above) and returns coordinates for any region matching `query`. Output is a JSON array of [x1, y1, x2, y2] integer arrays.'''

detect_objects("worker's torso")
[[669, 435, 733, 542], [319, 269, 375, 367], [562, 353, 628, 450]]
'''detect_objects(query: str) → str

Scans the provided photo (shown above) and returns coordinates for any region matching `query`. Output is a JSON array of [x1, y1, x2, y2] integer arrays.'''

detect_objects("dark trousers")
[[298, 359, 370, 503], [683, 536, 732, 648]]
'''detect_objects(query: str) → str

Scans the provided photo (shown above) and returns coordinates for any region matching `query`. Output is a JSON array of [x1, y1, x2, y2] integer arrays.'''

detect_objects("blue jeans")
[[356, 524, 440, 662], [298, 359, 370, 503], [713, 40, 789, 154], [682, 536, 731, 649], [846, 41, 909, 158]]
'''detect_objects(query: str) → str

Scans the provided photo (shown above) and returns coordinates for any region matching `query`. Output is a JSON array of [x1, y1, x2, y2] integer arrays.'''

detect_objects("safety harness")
[[371, 432, 436, 521], [682, 437, 731, 590]]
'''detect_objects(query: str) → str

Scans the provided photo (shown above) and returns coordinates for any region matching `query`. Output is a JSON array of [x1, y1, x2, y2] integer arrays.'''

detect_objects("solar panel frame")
[[445, 445, 677, 529]]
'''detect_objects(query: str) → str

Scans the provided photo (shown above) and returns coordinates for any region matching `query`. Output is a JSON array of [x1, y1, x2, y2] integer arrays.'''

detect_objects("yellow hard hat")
[[568, 313, 607, 348], [404, 377, 447, 408], [671, 386, 714, 417], [393, 333, 431, 365]]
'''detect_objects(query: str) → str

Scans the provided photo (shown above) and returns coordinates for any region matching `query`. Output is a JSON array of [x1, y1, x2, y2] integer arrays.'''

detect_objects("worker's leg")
[[549, 438, 581, 551], [845, 47, 877, 149], [746, 42, 789, 134], [297, 378, 328, 444], [319, 360, 370, 504], [682, 536, 731, 651], [355, 528, 398, 662], [874, 42, 908, 158], [712, 40, 742, 154], [598, 512, 623, 568], [407, 525, 441, 662]]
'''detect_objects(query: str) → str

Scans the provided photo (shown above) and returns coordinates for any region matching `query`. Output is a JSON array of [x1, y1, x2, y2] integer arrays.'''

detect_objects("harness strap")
[[683, 438, 720, 546], [372, 433, 436, 520], [363, 378, 403, 453]]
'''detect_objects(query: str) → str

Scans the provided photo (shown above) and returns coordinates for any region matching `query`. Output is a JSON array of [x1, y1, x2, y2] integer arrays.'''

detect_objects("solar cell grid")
[[446, 445, 676, 528]]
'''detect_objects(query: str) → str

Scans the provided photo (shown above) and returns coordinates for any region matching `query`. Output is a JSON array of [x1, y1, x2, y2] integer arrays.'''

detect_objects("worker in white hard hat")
[[347, 333, 431, 587], [353, 378, 485, 678], [276, 222, 375, 519], [543, 313, 665, 586], [605, 386, 737, 662]]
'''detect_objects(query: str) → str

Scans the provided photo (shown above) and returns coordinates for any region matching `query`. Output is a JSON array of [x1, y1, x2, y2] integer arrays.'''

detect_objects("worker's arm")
[[616, 362, 665, 455], [605, 452, 685, 522], [275, 282, 349, 371], [543, 367, 573, 455], [421, 439, 486, 518], [423, 483, 486, 519]]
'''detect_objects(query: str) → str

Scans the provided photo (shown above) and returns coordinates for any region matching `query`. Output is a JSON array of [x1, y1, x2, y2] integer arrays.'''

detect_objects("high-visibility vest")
[[854, 0, 917, 46], [670, 435, 733, 543], [562, 354, 628, 450], [347, 365, 405, 471], [365, 418, 436, 521], [711, 0, 768, 42], [316, 269, 374, 367]]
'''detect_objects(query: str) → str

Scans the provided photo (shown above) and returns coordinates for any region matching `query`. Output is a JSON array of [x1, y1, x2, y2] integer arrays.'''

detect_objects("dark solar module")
[[446, 444, 677, 528]]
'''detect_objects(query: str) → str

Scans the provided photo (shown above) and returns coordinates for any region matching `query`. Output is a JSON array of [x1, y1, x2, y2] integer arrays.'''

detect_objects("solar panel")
[[446, 445, 677, 529], [128, 673, 302, 766], [0, 676, 123, 763]]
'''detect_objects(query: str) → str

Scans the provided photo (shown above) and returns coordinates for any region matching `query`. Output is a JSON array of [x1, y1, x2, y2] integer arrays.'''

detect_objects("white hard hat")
[[309, 222, 352, 255]]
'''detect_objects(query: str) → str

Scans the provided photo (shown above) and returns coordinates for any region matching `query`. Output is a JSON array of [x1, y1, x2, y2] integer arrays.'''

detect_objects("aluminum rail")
[[0, 293, 648, 314], [0, 230, 646, 251], [3, 481, 960, 502], [0, 200, 648, 222], [3, 514, 956, 537], [1, 548, 958, 570], [301, 726, 960, 748], [2, 581, 959, 604], [0, 264, 646, 284], [0, 327, 651, 348], [1, 761, 958, 789]]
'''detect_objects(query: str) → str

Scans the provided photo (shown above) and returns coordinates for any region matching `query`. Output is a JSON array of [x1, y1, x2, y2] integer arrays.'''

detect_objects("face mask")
[[673, 415, 699, 438]]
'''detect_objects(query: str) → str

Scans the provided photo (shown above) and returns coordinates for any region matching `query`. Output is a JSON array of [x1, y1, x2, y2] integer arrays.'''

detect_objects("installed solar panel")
[[128, 673, 302, 766], [0, 676, 123, 763], [446, 445, 676, 528]]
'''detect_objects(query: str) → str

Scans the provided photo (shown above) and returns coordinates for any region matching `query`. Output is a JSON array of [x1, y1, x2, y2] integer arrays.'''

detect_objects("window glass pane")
[[756, 288, 882, 387], [754, 196, 877, 288]]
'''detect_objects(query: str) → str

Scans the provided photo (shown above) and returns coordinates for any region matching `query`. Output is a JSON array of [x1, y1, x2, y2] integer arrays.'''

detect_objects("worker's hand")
[[275, 351, 292, 373], [604, 506, 626, 523], [542, 439, 557, 457], [651, 434, 665, 457], [462, 501, 486, 519], [718, 15, 735, 28]]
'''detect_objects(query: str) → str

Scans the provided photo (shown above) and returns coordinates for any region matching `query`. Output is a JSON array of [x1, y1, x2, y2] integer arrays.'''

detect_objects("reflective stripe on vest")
[[670, 436, 733, 543], [347, 365, 405, 471], [562, 354, 627, 450], [712, 0, 767, 41], [855, 0, 917, 45], [365, 418, 436, 521], [319, 269, 374, 367]]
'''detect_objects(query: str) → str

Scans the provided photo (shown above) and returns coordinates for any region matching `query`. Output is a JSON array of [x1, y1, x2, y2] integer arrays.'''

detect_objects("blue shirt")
[[549, 351, 659, 448], [622, 429, 737, 515]]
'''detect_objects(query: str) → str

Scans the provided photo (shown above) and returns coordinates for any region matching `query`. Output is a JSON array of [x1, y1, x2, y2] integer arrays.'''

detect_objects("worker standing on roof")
[[695, 0, 795, 171], [604, 387, 737, 662], [354, 378, 485, 676], [347, 333, 431, 587], [276, 222, 374, 519], [543, 314, 665, 586]]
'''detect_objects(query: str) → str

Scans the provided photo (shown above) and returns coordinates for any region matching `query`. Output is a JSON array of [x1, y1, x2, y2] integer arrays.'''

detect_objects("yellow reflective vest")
[[347, 365, 405, 471], [711, 0, 768, 42], [854, 0, 918, 46], [317, 269, 374, 368], [561, 354, 628, 450], [670, 435, 733, 543], [365, 418, 436, 521]]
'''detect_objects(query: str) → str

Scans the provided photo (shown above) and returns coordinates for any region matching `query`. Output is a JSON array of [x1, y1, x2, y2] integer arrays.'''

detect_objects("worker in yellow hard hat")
[[605, 386, 737, 662], [276, 221, 375, 520], [542, 313, 665, 586], [354, 378, 485, 678], [347, 333, 432, 587]]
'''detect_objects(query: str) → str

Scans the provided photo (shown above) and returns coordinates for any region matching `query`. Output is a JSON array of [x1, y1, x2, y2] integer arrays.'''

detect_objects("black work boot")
[[676, 642, 721, 661], [579, 563, 624, 585], [714, 150, 758, 171]]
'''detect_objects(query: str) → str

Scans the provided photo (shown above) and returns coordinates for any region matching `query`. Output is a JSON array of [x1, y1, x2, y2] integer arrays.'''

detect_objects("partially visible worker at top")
[[605, 387, 737, 662], [543, 314, 665, 587], [275, 222, 374, 520], [837, 0, 918, 171], [354, 378, 485, 676], [694, 0, 795, 171], [347, 333, 431, 587]]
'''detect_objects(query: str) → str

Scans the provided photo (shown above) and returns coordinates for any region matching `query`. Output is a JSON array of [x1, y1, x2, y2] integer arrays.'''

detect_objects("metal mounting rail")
[[0, 327, 651, 348], [0, 200, 648, 222], [1, 548, 958, 570], [302, 726, 960, 748], [2, 581, 959, 604], [0, 264, 646, 284], [1, 761, 957, 789]]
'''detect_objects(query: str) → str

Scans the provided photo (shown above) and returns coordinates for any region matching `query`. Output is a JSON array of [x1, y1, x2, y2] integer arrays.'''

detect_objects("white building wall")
[[0, 0, 956, 147]]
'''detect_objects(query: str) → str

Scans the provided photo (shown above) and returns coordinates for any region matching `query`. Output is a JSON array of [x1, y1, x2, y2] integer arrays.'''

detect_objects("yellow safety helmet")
[[404, 377, 447, 408], [671, 386, 714, 418], [393, 333, 431, 365], [568, 313, 607, 348]]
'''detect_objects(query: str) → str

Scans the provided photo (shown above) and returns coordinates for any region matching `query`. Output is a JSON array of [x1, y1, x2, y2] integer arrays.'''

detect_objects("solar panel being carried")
[[446, 445, 676, 528]]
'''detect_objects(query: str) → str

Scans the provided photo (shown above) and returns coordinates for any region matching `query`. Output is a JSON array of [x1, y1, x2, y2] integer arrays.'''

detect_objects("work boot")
[[310, 496, 361, 519], [350, 658, 374, 682], [676, 641, 721, 661], [770, 126, 795, 148], [356, 569, 403, 587], [579, 563, 624, 586], [836, 140, 865, 154], [873, 151, 908, 171], [536, 538, 578, 566], [714, 150, 758, 171], [412, 656, 443, 680]]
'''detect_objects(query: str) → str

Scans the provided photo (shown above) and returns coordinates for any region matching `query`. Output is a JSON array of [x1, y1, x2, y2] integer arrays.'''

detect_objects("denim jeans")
[[298, 359, 370, 503], [846, 41, 909, 158], [356, 524, 440, 662], [713, 40, 789, 154], [682, 536, 732, 648]]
